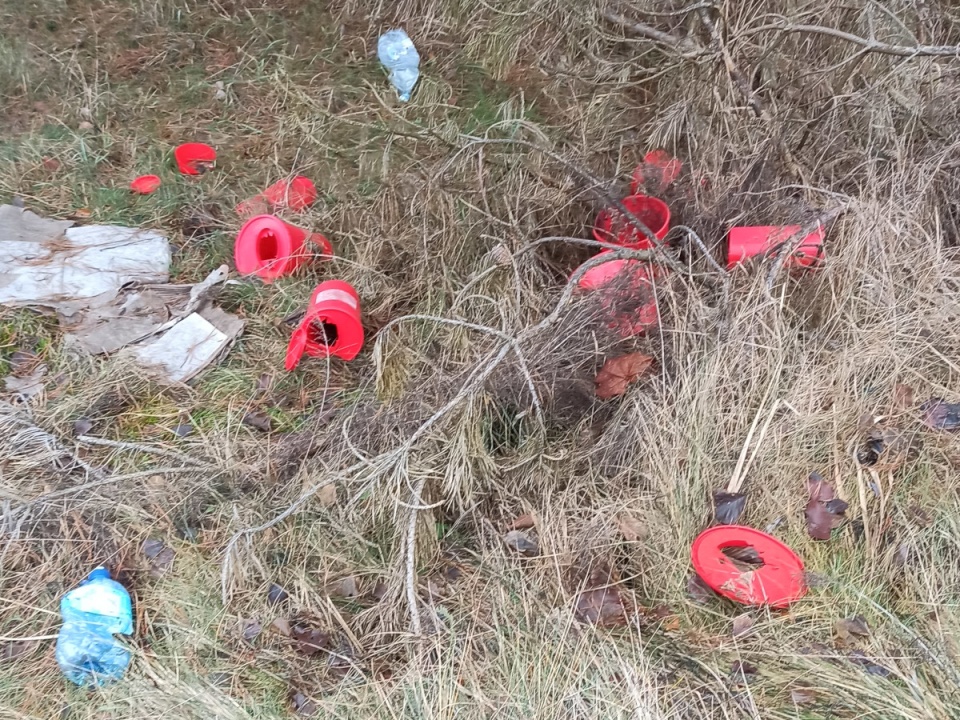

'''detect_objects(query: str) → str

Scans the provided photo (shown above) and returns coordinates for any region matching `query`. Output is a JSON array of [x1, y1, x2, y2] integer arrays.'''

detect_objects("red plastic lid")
[[691, 525, 806, 608], [262, 176, 317, 211], [174, 143, 217, 175], [130, 175, 161, 194]]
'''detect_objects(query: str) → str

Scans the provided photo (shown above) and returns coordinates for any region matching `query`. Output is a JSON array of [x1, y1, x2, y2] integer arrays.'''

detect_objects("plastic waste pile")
[[55, 567, 133, 686]]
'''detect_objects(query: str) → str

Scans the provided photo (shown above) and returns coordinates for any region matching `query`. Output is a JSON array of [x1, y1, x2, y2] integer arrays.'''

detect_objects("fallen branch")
[[753, 21, 960, 58], [75, 435, 213, 469], [697, 8, 805, 182], [601, 9, 704, 56]]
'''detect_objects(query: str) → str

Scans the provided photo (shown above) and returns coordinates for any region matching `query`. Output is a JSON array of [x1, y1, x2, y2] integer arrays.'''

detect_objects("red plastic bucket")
[[575, 250, 662, 337], [285, 280, 364, 369], [261, 176, 317, 211], [174, 143, 217, 175], [593, 195, 671, 249], [691, 525, 806, 608], [727, 225, 824, 269], [234, 215, 312, 282]]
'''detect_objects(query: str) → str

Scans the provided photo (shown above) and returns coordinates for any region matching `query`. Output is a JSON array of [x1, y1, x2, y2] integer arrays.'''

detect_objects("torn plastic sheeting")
[[0, 204, 170, 310], [125, 305, 244, 384]]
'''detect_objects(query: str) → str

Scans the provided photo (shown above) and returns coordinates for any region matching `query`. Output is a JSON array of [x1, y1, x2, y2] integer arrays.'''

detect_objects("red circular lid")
[[130, 175, 161, 194], [691, 525, 806, 608], [174, 143, 217, 175]]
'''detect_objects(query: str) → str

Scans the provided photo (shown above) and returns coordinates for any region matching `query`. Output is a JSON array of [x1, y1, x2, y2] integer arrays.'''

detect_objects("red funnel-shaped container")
[[234, 215, 313, 282], [593, 194, 670, 249], [574, 250, 662, 337], [727, 225, 824, 269], [174, 143, 216, 175], [285, 281, 364, 369]]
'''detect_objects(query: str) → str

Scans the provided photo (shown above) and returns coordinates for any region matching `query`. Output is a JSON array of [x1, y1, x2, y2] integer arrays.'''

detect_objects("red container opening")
[[174, 143, 217, 176], [234, 215, 308, 282], [594, 194, 671, 248], [285, 281, 364, 370]]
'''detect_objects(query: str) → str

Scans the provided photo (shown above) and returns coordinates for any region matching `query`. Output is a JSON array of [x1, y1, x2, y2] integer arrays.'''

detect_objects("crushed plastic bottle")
[[55, 567, 133, 686], [377, 29, 420, 102]]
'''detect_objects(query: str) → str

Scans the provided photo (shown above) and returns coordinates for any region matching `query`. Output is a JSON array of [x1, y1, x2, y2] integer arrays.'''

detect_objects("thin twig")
[[697, 8, 805, 182], [601, 9, 704, 56], [764, 205, 848, 290], [753, 21, 960, 58], [75, 435, 213, 468], [24, 467, 197, 505]]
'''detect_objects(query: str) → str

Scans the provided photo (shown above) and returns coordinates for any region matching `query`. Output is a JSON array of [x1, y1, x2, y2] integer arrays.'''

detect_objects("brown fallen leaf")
[[595, 352, 654, 400], [805, 472, 848, 540], [267, 583, 289, 605], [1, 640, 34, 662], [69, 207, 92, 220], [270, 617, 292, 636], [892, 383, 915, 411], [241, 619, 262, 642], [503, 530, 539, 556], [834, 615, 870, 647], [242, 411, 273, 432], [508, 512, 536, 530], [921, 398, 960, 431], [41, 156, 61, 171], [329, 575, 358, 598], [573, 561, 628, 627], [617, 513, 646, 542], [687, 573, 718, 604], [291, 690, 317, 717], [73, 417, 94, 436], [291, 624, 330, 656], [732, 612, 755, 637], [713, 490, 747, 525], [790, 687, 817, 705], [141, 538, 175, 578], [317, 483, 337, 507]]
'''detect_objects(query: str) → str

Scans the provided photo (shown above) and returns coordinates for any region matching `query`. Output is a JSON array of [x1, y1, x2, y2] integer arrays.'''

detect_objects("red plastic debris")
[[234, 215, 331, 282], [237, 176, 318, 215], [285, 281, 364, 370], [130, 175, 161, 194], [631, 150, 682, 195], [727, 225, 824, 269], [593, 194, 670, 248], [174, 143, 217, 175], [691, 525, 806, 608], [575, 251, 662, 337]]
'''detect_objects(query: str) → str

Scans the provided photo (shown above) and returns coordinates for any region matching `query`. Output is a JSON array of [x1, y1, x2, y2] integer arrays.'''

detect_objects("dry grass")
[[2, 0, 960, 717]]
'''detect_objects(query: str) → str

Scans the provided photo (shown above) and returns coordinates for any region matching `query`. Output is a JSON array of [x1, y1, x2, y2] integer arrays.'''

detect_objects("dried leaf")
[[241, 619, 262, 641], [291, 624, 330, 656], [805, 472, 847, 540], [574, 562, 628, 627], [921, 398, 960, 431], [732, 612, 755, 637], [172, 422, 193, 438], [857, 425, 914, 470], [617, 514, 646, 542], [4, 365, 47, 399], [1, 640, 34, 662], [713, 491, 747, 525], [730, 660, 758, 679], [70, 207, 92, 219], [503, 530, 539, 556], [242, 411, 273, 432], [508, 512, 536, 530], [892, 383, 915, 411], [73, 417, 94, 436], [291, 690, 317, 717], [317, 483, 337, 507], [270, 617, 291, 636], [141, 539, 174, 577], [8, 349, 39, 374], [42, 157, 61, 171], [848, 649, 891, 677], [267, 583, 289, 605], [687, 573, 718, 604], [595, 353, 654, 400], [834, 615, 870, 646], [329, 576, 358, 598], [371, 578, 388, 601], [790, 687, 817, 705]]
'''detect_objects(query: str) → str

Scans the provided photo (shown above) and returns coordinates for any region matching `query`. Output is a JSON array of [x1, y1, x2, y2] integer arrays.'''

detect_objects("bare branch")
[[601, 9, 704, 56], [758, 21, 960, 58]]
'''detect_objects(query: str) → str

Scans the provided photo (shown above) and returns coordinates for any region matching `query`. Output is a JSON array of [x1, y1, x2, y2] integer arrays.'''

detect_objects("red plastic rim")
[[691, 525, 806, 608], [261, 176, 317, 211], [130, 175, 161, 194], [234, 214, 307, 281], [174, 143, 217, 175], [575, 251, 662, 337], [593, 194, 671, 248]]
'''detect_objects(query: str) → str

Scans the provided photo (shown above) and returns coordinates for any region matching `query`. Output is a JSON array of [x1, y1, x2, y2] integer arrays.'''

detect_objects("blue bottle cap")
[[87, 567, 111, 581]]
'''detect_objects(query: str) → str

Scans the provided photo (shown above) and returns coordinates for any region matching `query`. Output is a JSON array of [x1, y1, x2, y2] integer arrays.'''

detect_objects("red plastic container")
[[285, 280, 364, 370], [691, 525, 806, 608], [130, 175, 161, 194], [593, 195, 670, 249], [174, 143, 217, 175], [235, 215, 331, 282], [727, 225, 824, 269], [261, 176, 317, 211], [575, 251, 662, 337], [630, 150, 682, 195]]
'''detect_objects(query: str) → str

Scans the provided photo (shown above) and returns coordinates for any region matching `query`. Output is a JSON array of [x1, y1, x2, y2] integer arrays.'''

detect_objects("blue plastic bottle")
[[377, 29, 421, 102], [55, 567, 133, 686]]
